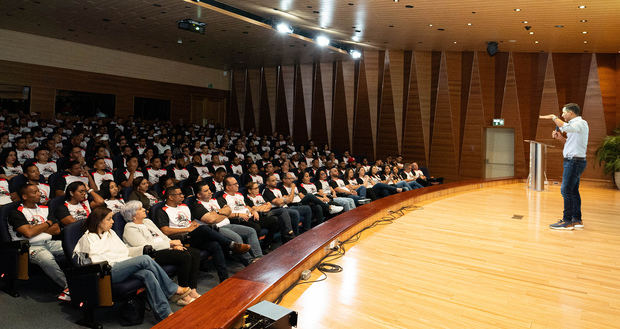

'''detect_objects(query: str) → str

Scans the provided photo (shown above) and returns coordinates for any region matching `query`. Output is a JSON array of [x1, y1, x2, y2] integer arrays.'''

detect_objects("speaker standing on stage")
[[540, 103, 589, 230]]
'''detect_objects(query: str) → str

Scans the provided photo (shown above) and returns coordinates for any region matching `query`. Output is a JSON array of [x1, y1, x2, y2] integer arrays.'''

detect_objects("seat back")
[[420, 167, 431, 178], [61, 220, 85, 261], [121, 187, 133, 201], [47, 196, 66, 222], [0, 201, 20, 242], [112, 212, 126, 238], [47, 172, 63, 192], [150, 202, 165, 218], [184, 196, 197, 209]]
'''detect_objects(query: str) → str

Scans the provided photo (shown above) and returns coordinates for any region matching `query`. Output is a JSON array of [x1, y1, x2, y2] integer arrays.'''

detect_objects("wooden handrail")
[[154, 177, 520, 329]]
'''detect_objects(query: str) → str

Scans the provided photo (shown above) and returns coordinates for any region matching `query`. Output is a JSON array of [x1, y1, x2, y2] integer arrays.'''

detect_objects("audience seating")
[[0, 201, 29, 297]]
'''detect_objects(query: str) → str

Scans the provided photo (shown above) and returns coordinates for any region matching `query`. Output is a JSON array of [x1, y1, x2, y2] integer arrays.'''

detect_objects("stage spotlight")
[[276, 22, 293, 34], [316, 35, 330, 47], [350, 50, 362, 59]]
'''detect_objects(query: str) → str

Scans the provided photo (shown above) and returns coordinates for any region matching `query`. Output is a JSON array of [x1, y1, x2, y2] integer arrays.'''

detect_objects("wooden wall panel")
[[414, 51, 432, 161], [535, 54, 563, 180], [243, 76, 256, 133], [275, 67, 290, 136], [428, 53, 459, 181], [459, 52, 485, 178], [332, 62, 351, 153], [353, 61, 375, 159], [596, 54, 619, 134], [581, 54, 608, 180], [293, 65, 308, 143], [513, 53, 547, 142], [459, 52, 475, 158], [247, 68, 261, 131], [363, 50, 380, 156], [233, 69, 246, 130], [311, 63, 328, 146], [445, 51, 462, 161], [494, 52, 509, 119], [477, 51, 496, 125], [342, 60, 356, 150], [500, 54, 527, 178], [281, 65, 295, 136], [388, 50, 405, 153], [258, 69, 272, 136], [320, 62, 334, 145], [552, 53, 591, 109], [299, 64, 314, 140], [428, 52, 442, 153], [264, 67, 278, 133], [376, 51, 399, 159], [402, 52, 428, 165]]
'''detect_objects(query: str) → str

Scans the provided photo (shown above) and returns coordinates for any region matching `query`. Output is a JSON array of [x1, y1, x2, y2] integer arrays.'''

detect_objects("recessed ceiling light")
[[583, 40, 588, 43], [535, 40, 539, 43], [514, 8, 521, 12], [316, 35, 330, 47], [580, 19, 588, 22], [467, 23, 472, 26], [429, 24, 433, 27], [508, 40, 517, 43], [393, 0, 399, 2], [275, 22, 293, 34], [555, 25, 564, 28], [453, 41, 457, 44], [578, 5, 586, 9], [521, 21, 528, 23], [350, 50, 362, 59], [352, 35, 361, 42], [582, 31, 588, 34], [529, 31, 534, 34]]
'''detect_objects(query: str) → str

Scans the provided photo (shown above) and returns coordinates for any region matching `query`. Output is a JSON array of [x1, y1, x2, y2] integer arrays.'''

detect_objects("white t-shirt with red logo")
[[222, 192, 251, 215], [9, 205, 51, 244]]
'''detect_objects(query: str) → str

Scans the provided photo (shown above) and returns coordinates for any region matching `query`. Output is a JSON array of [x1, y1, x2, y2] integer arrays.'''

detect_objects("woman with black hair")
[[128, 176, 159, 213], [99, 180, 125, 213], [0, 148, 22, 180], [54, 181, 105, 226]]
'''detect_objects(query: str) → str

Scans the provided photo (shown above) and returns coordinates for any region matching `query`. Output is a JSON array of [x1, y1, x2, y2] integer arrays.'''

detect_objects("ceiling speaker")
[[487, 41, 499, 57]]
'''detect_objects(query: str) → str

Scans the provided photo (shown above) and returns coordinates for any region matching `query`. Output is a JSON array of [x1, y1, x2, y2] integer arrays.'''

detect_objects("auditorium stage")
[[279, 183, 620, 329]]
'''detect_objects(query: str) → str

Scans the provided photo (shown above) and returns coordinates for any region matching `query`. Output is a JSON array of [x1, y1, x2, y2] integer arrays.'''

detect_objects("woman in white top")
[[0, 149, 23, 180], [99, 180, 125, 213], [54, 181, 105, 227], [73, 207, 192, 321], [121, 201, 201, 302]]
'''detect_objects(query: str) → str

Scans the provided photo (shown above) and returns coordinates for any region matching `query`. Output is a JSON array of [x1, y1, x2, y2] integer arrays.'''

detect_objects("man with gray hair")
[[540, 102, 589, 230]]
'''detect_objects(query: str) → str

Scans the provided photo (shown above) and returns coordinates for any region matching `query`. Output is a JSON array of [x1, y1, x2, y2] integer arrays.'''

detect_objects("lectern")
[[524, 140, 552, 191]]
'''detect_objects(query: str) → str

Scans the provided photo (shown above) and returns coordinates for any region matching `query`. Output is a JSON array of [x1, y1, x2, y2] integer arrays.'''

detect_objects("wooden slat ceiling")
[[2, 0, 620, 70]]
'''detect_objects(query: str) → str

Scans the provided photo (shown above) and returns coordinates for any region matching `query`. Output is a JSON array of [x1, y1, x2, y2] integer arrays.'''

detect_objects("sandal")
[[170, 287, 191, 303], [176, 297, 195, 306]]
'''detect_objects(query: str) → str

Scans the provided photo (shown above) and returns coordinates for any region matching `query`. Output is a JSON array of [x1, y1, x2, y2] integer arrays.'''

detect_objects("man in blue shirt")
[[540, 103, 589, 230]]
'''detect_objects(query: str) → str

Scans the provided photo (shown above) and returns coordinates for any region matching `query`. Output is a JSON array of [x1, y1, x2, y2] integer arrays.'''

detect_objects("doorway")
[[485, 127, 515, 178]]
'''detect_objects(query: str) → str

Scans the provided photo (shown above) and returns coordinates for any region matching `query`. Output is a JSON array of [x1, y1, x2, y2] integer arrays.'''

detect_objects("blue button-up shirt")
[[559, 116, 589, 158]]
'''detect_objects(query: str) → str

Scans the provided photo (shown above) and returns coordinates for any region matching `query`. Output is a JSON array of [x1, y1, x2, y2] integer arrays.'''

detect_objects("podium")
[[524, 140, 553, 191]]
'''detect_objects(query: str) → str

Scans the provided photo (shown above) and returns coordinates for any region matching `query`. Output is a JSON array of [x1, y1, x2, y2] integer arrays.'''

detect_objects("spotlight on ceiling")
[[275, 22, 294, 34], [316, 35, 330, 47], [178, 19, 206, 34], [487, 41, 499, 57], [350, 49, 362, 59]]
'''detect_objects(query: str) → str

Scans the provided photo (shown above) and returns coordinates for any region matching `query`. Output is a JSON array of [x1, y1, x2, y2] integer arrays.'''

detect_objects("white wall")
[[0, 29, 229, 90]]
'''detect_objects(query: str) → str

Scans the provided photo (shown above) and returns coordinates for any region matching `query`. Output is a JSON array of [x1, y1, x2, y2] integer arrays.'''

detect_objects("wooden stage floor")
[[279, 183, 620, 329]]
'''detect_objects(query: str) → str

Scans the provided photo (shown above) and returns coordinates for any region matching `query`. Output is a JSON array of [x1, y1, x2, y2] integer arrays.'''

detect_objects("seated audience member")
[[1, 148, 23, 180], [0, 176, 14, 206], [93, 144, 114, 172], [207, 155, 227, 174], [383, 165, 413, 191], [11, 163, 50, 205], [15, 136, 34, 164], [146, 156, 168, 186], [240, 163, 263, 187], [99, 180, 125, 213], [207, 167, 227, 193], [115, 155, 144, 188], [33, 147, 57, 179], [314, 170, 356, 212], [262, 174, 312, 233], [152, 186, 251, 282], [228, 156, 244, 176], [54, 181, 105, 226], [52, 161, 92, 197], [191, 181, 263, 263], [128, 177, 159, 213], [73, 207, 192, 321], [413, 162, 444, 185], [399, 163, 426, 188], [367, 165, 403, 198], [169, 154, 190, 184], [188, 153, 209, 180], [281, 172, 327, 224], [245, 181, 296, 242], [344, 168, 374, 200], [8, 184, 69, 301], [329, 168, 366, 205], [297, 171, 344, 215], [90, 157, 114, 190], [278, 161, 296, 182], [121, 201, 201, 303]]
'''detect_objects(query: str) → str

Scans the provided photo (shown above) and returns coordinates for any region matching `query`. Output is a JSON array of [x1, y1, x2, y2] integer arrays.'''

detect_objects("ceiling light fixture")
[[316, 35, 330, 47], [580, 19, 588, 22], [275, 22, 293, 33], [578, 5, 586, 9], [352, 35, 361, 42], [514, 8, 521, 12], [350, 49, 362, 59], [555, 25, 564, 28], [582, 31, 588, 34], [521, 20, 528, 23], [467, 23, 472, 26], [583, 40, 588, 43], [429, 24, 433, 27], [529, 31, 534, 34], [535, 40, 539, 43]]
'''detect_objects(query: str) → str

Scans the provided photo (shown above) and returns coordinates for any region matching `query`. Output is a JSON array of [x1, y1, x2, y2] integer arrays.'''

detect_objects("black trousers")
[[152, 247, 201, 288], [229, 214, 279, 245]]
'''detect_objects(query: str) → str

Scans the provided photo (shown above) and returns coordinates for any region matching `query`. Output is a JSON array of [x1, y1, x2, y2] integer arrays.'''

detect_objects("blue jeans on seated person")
[[355, 186, 367, 198], [561, 158, 587, 222], [372, 183, 398, 198], [29, 240, 67, 289], [111, 255, 177, 321], [406, 180, 424, 189], [289, 204, 312, 232], [394, 181, 411, 191]]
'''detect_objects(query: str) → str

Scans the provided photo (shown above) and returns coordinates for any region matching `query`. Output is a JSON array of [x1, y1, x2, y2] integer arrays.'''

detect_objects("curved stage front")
[[155, 178, 523, 328]]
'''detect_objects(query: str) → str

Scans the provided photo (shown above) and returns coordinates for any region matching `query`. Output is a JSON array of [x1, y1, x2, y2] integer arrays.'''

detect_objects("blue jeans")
[[406, 180, 424, 189], [221, 224, 263, 259], [29, 240, 67, 289], [111, 255, 177, 321], [561, 159, 587, 222], [289, 205, 312, 232]]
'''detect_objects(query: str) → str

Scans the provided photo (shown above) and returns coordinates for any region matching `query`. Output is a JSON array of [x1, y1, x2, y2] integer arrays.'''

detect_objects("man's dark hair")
[[563, 103, 581, 116], [214, 167, 226, 175], [18, 183, 36, 201], [163, 186, 181, 200]]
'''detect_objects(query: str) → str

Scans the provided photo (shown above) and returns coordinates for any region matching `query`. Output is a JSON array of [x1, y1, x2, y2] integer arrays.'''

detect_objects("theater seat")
[[0, 201, 29, 297]]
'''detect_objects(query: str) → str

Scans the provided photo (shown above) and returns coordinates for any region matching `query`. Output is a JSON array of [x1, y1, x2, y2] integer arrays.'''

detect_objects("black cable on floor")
[[273, 204, 420, 305]]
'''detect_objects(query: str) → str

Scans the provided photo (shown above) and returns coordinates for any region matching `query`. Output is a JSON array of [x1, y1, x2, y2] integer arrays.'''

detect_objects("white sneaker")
[[57, 288, 71, 302], [329, 205, 344, 214]]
